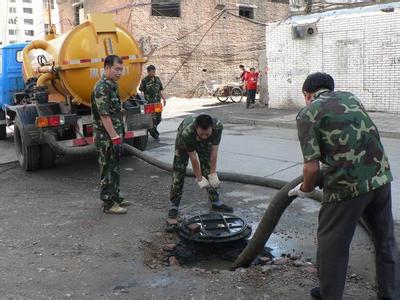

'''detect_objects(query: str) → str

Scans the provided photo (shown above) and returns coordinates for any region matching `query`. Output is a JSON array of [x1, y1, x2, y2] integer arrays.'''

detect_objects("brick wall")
[[58, 0, 288, 97], [266, 6, 400, 113]]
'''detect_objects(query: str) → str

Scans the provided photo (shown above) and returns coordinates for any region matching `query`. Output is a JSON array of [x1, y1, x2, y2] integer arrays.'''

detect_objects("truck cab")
[[0, 43, 27, 139]]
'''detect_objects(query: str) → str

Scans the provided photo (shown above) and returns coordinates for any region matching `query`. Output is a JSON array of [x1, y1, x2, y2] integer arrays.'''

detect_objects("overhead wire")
[[162, 9, 226, 90]]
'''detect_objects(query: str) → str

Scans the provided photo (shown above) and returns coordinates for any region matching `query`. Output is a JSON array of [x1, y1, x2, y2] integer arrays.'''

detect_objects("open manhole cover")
[[179, 212, 252, 243]]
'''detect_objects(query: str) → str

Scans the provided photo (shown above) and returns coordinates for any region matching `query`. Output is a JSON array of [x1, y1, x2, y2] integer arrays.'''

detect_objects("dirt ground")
[[0, 147, 384, 299]]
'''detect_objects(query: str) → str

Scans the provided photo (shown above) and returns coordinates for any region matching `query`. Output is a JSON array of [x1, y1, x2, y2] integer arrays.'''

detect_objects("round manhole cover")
[[179, 212, 252, 243]]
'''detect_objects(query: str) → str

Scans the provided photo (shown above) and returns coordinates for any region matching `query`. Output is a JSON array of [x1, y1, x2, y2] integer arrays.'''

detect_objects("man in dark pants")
[[289, 72, 399, 300], [139, 64, 166, 141], [244, 67, 259, 109]]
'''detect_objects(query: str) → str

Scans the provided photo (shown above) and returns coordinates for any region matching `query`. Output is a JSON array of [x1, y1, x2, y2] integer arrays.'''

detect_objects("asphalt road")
[[0, 98, 398, 298]]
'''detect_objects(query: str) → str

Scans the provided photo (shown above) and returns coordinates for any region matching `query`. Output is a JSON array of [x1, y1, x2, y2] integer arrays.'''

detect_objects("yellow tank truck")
[[4, 14, 161, 171]]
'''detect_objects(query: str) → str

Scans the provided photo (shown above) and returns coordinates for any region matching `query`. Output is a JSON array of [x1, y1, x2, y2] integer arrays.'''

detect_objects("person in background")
[[139, 65, 166, 142], [244, 67, 259, 108]]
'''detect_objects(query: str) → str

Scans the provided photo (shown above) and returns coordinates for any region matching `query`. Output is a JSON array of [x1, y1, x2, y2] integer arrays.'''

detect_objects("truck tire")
[[39, 144, 56, 168], [14, 118, 40, 171], [0, 109, 6, 140], [126, 131, 148, 151]]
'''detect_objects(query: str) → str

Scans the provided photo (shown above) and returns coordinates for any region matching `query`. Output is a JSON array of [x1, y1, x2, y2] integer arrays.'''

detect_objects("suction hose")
[[43, 132, 373, 269]]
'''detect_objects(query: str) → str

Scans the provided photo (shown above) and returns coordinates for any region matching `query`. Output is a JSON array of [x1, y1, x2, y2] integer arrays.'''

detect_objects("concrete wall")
[[57, 0, 288, 97], [266, 4, 400, 113]]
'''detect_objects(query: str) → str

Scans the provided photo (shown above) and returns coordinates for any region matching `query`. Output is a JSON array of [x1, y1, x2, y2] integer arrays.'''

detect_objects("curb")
[[225, 117, 400, 139]]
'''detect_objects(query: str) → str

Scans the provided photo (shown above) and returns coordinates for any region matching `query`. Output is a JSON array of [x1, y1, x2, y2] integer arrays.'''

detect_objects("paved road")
[[0, 98, 398, 297], [152, 117, 400, 221]]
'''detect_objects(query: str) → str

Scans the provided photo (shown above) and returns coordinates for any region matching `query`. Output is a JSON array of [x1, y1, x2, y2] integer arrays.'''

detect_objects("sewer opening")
[[164, 212, 274, 270]]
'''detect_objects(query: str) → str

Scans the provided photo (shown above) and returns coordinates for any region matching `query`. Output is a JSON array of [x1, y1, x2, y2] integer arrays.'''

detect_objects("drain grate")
[[179, 212, 252, 243]]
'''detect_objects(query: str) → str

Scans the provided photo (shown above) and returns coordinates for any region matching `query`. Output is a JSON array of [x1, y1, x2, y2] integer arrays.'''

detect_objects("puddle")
[[184, 259, 233, 271]]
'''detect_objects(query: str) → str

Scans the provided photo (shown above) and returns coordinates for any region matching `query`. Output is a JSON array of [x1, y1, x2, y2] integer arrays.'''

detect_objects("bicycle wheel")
[[230, 87, 243, 103], [195, 86, 207, 98], [217, 96, 229, 102]]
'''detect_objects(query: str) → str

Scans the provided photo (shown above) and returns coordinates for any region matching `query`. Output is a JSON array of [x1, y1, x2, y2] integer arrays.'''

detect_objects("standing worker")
[[139, 65, 166, 142], [244, 67, 259, 109], [91, 55, 131, 214], [289, 72, 399, 300], [167, 114, 233, 219]]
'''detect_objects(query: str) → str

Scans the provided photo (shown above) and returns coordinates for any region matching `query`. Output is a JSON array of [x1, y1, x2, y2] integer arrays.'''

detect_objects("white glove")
[[208, 173, 220, 188], [288, 183, 316, 199], [197, 176, 210, 189]]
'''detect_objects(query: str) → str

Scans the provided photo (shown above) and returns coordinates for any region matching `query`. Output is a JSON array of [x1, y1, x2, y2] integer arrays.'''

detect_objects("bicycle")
[[195, 80, 243, 103]]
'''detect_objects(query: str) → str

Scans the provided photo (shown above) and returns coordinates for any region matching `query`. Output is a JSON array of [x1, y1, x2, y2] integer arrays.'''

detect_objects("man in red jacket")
[[244, 67, 259, 109]]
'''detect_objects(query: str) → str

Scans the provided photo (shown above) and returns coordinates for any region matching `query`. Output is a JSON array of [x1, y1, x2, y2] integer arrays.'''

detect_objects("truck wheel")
[[126, 131, 148, 151], [39, 144, 56, 168], [0, 109, 6, 140], [14, 118, 40, 171]]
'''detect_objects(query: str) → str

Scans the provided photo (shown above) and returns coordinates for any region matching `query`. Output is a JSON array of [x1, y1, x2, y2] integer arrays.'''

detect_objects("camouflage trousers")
[[170, 146, 219, 207], [95, 131, 122, 209], [149, 112, 162, 139]]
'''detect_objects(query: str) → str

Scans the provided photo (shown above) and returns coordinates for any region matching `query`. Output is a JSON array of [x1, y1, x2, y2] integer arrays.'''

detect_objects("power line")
[[163, 10, 226, 90]]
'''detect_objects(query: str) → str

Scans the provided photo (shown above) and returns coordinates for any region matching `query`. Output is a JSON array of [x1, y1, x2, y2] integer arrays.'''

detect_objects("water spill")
[[184, 259, 233, 271], [224, 191, 254, 198]]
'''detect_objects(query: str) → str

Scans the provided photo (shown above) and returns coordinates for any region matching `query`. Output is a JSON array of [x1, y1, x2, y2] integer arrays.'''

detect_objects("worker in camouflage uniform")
[[289, 72, 399, 300], [91, 55, 131, 214], [139, 64, 166, 141], [167, 114, 233, 219]]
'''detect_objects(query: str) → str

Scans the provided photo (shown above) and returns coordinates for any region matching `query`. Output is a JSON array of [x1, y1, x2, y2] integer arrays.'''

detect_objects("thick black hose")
[[43, 131, 96, 156], [122, 143, 288, 188]]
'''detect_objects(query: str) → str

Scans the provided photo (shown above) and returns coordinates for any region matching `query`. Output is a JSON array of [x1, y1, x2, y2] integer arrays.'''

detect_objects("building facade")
[[266, 3, 400, 113], [58, 0, 288, 97], [0, 0, 61, 46]]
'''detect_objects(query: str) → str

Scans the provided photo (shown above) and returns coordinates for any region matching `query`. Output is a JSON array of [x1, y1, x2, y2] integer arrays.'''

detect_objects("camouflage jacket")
[[139, 76, 163, 103], [176, 116, 223, 153], [91, 74, 124, 138], [296, 89, 392, 203]]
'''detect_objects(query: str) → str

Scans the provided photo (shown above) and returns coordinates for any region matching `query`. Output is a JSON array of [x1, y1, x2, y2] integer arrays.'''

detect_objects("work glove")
[[208, 173, 220, 188], [197, 176, 210, 189], [111, 136, 124, 157], [288, 183, 316, 199]]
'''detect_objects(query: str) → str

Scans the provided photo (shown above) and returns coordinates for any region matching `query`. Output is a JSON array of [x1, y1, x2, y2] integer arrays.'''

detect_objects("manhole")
[[179, 212, 252, 243]]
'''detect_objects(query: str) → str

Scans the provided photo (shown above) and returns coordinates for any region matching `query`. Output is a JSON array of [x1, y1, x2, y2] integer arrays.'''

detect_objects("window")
[[25, 30, 34, 36], [43, 0, 55, 9], [74, 4, 84, 25], [23, 7, 33, 14], [9, 29, 16, 35], [9, 7, 16, 13], [10, 0, 16, 3], [271, 0, 289, 3], [239, 6, 254, 19], [16, 50, 23, 62], [151, 0, 180, 17], [8, 18, 17, 24], [23, 0, 32, 3], [24, 19, 34, 25]]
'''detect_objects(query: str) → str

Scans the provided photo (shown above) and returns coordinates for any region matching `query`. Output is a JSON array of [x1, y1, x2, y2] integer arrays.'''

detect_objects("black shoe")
[[310, 287, 322, 300], [168, 207, 179, 218], [211, 203, 234, 213]]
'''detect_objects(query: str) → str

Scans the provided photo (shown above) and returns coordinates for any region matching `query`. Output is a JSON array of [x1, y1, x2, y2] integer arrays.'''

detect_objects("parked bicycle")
[[195, 80, 243, 103]]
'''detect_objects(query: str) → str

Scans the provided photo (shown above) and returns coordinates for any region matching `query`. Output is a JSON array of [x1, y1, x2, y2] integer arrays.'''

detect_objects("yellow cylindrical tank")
[[22, 13, 147, 107]]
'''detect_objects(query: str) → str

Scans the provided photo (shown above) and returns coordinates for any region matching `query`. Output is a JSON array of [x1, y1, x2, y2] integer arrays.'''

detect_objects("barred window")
[[239, 6, 254, 19], [151, 0, 180, 17]]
